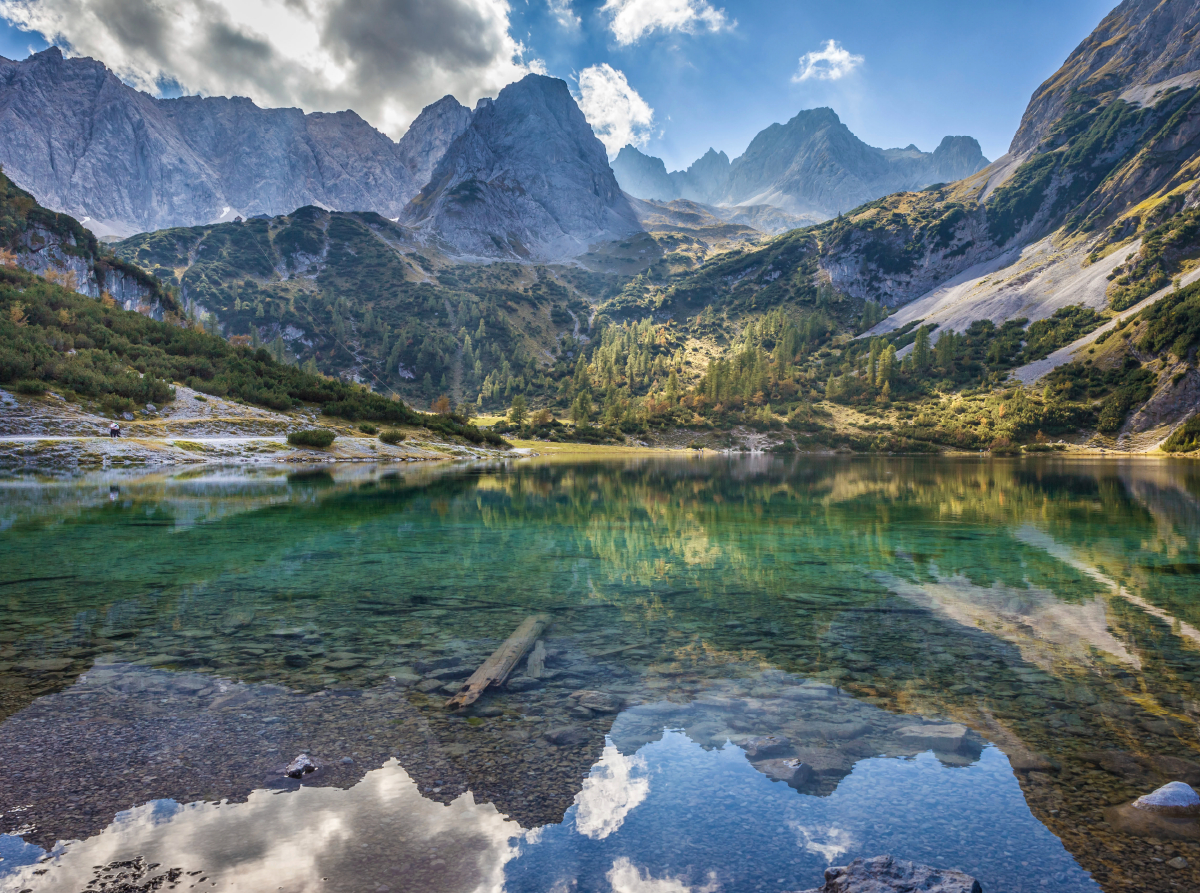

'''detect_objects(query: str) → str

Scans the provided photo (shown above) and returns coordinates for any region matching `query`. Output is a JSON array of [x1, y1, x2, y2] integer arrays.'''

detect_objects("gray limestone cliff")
[[0, 48, 464, 236], [403, 74, 642, 261]]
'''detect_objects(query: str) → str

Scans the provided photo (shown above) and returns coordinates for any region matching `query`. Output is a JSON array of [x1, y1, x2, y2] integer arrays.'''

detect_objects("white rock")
[[1133, 781, 1200, 817]]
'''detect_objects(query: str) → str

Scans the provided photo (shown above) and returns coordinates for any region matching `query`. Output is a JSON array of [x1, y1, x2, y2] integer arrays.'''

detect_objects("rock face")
[[610, 112, 988, 220], [403, 74, 642, 261], [612, 145, 676, 201], [0, 48, 455, 236], [799, 856, 983, 893], [1010, 0, 1200, 155], [672, 148, 732, 203]]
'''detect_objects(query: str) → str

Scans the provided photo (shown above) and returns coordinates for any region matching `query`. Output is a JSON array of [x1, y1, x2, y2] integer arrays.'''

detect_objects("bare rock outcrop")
[[797, 855, 982, 893], [403, 74, 642, 261]]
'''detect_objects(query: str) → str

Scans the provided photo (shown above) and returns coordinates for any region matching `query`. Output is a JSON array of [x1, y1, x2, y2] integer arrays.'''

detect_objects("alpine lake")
[[1, 455, 1200, 893]]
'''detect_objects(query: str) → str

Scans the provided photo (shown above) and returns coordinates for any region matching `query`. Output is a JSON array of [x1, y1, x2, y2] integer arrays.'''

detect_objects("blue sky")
[[0, 0, 1117, 169]]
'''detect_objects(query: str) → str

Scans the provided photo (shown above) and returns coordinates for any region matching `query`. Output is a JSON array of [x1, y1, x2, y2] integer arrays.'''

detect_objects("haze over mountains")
[[611, 110, 990, 221]]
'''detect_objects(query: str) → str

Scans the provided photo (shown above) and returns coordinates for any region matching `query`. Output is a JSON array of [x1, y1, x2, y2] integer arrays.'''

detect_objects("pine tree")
[[509, 394, 528, 426], [913, 327, 932, 371]]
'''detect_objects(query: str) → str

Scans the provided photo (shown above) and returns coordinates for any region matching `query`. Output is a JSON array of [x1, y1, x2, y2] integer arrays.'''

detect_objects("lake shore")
[[3, 387, 1196, 471]]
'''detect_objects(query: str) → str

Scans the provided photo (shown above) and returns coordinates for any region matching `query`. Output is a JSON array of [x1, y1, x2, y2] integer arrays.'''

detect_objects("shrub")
[[1163, 414, 1200, 453], [287, 428, 336, 449], [379, 429, 405, 445], [357, 422, 379, 435], [13, 379, 45, 394]]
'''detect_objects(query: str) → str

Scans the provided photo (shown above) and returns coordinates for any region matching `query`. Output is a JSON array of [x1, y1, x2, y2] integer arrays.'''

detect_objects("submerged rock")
[[755, 758, 812, 788], [895, 723, 968, 753], [798, 855, 982, 893], [1133, 781, 1200, 817], [545, 727, 590, 747], [284, 754, 316, 778], [571, 690, 622, 713], [741, 735, 790, 759], [507, 676, 543, 692]]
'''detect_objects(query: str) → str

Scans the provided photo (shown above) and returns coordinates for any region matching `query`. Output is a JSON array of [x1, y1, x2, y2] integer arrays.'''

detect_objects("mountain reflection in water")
[[0, 456, 1198, 893]]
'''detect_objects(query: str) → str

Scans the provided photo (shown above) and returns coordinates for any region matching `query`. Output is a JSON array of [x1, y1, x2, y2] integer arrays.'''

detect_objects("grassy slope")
[[0, 263, 507, 447]]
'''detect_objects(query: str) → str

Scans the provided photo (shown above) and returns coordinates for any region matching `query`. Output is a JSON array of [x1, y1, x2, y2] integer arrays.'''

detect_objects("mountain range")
[[611, 111, 990, 220], [2, 0, 1199, 452], [0, 47, 984, 259], [0, 50, 639, 261]]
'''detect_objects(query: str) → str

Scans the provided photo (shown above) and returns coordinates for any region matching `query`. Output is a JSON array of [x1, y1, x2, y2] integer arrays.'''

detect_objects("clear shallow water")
[[0, 456, 1199, 892]]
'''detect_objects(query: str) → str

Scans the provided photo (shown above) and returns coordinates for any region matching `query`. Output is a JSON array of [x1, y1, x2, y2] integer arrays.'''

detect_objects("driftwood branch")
[[445, 615, 548, 709]]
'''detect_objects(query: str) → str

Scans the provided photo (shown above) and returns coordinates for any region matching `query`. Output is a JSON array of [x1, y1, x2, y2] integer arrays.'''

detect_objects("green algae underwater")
[[1, 455, 1199, 893]]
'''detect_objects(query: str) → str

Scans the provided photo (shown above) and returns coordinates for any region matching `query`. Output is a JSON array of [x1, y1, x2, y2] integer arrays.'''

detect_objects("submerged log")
[[526, 640, 547, 678], [445, 615, 549, 709]]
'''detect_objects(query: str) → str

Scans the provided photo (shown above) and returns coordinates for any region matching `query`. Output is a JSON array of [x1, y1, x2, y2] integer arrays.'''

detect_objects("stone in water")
[[1133, 781, 1200, 818], [799, 855, 982, 893], [741, 735, 790, 759], [284, 754, 316, 778]]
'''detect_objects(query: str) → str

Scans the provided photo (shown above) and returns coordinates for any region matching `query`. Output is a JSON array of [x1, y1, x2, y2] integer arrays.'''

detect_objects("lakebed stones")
[[1133, 781, 1200, 817], [797, 855, 982, 893], [571, 690, 623, 713]]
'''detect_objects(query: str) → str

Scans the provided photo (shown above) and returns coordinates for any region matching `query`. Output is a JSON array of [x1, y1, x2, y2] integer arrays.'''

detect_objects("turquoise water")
[[1, 456, 1199, 892]]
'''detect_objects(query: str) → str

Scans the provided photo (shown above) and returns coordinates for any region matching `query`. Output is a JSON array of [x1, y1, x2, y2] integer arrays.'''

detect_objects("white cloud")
[[576, 63, 654, 158], [601, 0, 732, 45], [793, 39, 864, 82], [572, 745, 650, 839], [547, 0, 579, 29], [0, 0, 543, 138]]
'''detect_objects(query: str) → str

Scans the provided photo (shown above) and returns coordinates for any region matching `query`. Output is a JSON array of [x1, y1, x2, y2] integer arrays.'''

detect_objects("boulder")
[[507, 676, 543, 692], [544, 727, 590, 747], [895, 723, 968, 753], [1133, 781, 1200, 817], [284, 754, 316, 778], [741, 735, 791, 759], [797, 855, 982, 893]]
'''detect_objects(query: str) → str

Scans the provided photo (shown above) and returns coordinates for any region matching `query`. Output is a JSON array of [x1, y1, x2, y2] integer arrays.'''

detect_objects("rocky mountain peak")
[[403, 73, 640, 260], [396, 95, 472, 188], [1010, 0, 1200, 155]]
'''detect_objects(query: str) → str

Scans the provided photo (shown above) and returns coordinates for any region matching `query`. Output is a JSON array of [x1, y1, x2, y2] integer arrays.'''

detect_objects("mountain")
[[611, 146, 675, 201], [1011, 0, 1200, 156], [402, 74, 642, 261], [671, 148, 732, 204], [611, 111, 989, 219], [0, 168, 170, 313], [0, 48, 466, 237]]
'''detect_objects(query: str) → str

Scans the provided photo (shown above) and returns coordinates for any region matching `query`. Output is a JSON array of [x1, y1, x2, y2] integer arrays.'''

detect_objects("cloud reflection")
[[5, 761, 522, 893], [572, 745, 651, 840]]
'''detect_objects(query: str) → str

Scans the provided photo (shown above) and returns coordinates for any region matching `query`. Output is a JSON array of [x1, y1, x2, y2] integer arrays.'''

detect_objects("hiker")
[[109, 421, 120, 439]]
